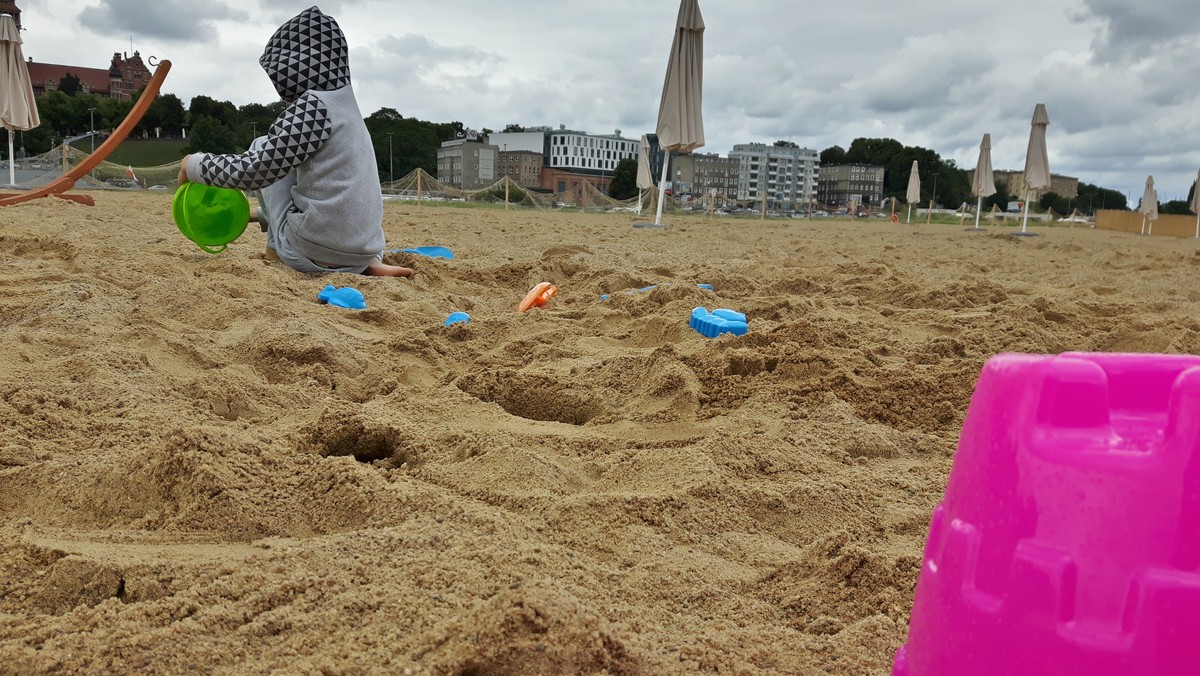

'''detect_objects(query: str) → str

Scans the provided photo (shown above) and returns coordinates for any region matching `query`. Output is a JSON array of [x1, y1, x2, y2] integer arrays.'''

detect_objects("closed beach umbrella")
[[1191, 166, 1200, 239], [905, 160, 920, 224], [1019, 103, 1050, 233], [636, 134, 654, 214], [649, 0, 705, 226], [970, 133, 996, 229], [0, 13, 40, 187], [1139, 175, 1158, 236], [637, 135, 654, 191]]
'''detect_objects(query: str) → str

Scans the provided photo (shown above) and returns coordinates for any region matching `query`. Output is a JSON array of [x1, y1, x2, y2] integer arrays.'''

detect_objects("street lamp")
[[387, 132, 393, 183]]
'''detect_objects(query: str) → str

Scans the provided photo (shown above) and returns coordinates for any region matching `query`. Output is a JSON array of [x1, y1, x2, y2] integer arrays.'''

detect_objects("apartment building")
[[670, 152, 740, 205], [981, 169, 1079, 199], [436, 139, 499, 191], [728, 143, 819, 209], [496, 150, 543, 189], [817, 164, 886, 208]]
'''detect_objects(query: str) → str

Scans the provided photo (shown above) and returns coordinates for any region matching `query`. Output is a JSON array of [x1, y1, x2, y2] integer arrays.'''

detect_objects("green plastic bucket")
[[172, 183, 250, 254]]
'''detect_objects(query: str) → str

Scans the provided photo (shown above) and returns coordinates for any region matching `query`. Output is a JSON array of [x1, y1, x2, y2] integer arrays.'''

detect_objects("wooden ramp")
[[0, 60, 173, 207]]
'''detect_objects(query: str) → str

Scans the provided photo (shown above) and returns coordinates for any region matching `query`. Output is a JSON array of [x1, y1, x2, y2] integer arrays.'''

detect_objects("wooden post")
[[505, 175, 510, 210], [927, 199, 933, 224], [761, 189, 767, 220], [417, 170, 422, 206]]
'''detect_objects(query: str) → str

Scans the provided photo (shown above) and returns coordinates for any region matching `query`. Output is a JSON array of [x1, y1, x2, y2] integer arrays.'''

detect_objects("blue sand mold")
[[387, 245, 455, 259], [318, 285, 367, 310], [445, 311, 470, 327], [690, 307, 748, 338]]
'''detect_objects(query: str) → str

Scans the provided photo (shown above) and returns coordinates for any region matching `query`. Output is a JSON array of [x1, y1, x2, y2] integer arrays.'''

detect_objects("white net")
[[4, 145, 182, 191], [382, 168, 657, 212]]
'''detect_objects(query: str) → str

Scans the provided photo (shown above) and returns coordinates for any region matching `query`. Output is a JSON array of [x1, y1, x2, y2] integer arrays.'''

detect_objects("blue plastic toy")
[[690, 307, 748, 338], [387, 246, 454, 259], [317, 285, 367, 310], [444, 311, 470, 327]]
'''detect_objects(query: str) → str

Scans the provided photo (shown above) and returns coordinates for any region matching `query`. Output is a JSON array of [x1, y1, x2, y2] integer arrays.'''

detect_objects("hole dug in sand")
[[456, 370, 601, 426], [301, 405, 418, 467]]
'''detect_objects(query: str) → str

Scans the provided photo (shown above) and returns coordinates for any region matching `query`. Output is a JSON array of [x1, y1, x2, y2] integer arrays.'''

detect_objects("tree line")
[[820, 138, 1132, 214], [18, 85, 470, 183]]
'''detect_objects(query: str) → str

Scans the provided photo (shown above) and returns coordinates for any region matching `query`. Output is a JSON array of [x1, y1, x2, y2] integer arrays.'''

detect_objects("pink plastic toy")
[[895, 352, 1200, 676]]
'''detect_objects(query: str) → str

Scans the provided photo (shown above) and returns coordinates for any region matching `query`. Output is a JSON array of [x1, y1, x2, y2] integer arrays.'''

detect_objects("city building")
[[495, 150, 543, 189], [728, 143, 820, 210], [817, 164, 886, 208], [979, 169, 1079, 200], [488, 125, 644, 194], [26, 51, 153, 102], [436, 139, 499, 191], [670, 152, 740, 206]]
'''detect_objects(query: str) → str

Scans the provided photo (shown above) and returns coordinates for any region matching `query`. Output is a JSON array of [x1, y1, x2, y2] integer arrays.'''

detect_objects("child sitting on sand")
[[176, 6, 412, 278]]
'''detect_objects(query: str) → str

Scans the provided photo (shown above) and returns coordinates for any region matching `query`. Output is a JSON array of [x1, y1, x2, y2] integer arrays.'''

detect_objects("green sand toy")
[[172, 183, 251, 254]]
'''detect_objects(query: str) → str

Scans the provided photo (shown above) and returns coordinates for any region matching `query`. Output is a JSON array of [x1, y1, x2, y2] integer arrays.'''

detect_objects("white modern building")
[[729, 143, 820, 209], [488, 126, 640, 176]]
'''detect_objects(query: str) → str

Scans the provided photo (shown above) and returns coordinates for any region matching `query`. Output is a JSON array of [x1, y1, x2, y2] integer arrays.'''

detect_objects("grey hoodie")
[[184, 6, 383, 268]]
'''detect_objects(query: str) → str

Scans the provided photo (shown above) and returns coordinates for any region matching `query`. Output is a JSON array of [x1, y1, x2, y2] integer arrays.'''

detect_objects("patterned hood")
[[259, 6, 351, 102]]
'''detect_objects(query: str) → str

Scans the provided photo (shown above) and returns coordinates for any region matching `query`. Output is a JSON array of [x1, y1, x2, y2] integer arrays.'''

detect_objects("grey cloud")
[[76, 0, 247, 43], [1073, 0, 1200, 60], [376, 34, 499, 66]]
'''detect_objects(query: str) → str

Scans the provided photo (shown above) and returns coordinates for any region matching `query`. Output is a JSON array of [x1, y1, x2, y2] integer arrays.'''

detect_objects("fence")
[[1095, 210, 1200, 238]]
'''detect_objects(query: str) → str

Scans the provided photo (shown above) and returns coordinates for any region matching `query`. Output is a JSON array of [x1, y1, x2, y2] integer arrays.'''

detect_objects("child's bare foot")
[[363, 260, 415, 277]]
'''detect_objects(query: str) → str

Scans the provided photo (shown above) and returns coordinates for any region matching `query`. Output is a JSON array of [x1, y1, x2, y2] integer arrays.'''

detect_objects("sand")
[[2, 193, 1199, 674]]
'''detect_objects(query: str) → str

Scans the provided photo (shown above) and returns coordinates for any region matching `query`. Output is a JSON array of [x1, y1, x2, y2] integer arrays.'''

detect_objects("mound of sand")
[[3, 193, 1199, 673]]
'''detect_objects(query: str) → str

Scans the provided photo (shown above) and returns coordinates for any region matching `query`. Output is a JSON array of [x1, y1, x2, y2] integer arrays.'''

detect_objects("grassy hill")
[[69, 138, 188, 168]]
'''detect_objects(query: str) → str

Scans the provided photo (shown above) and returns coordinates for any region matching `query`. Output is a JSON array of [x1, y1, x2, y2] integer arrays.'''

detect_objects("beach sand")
[[3, 192, 1199, 673]]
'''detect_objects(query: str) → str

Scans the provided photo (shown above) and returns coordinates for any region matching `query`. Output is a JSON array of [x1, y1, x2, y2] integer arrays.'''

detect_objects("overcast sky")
[[17, 0, 1200, 203]]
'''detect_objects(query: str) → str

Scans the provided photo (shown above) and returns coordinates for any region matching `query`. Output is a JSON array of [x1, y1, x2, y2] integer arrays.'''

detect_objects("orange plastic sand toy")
[[518, 282, 557, 312]]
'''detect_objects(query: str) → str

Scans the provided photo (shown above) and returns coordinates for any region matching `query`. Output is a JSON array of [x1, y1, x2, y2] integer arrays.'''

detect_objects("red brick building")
[[26, 52, 152, 102], [7, 0, 152, 101]]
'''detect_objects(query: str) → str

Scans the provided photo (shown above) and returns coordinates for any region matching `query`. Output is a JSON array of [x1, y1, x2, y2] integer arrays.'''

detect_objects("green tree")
[[237, 101, 286, 147], [845, 137, 904, 166], [774, 139, 798, 148], [984, 181, 1012, 212], [1161, 200, 1192, 215], [364, 108, 445, 181], [1039, 191, 1070, 214], [58, 74, 82, 96], [143, 93, 186, 137], [609, 158, 638, 199], [503, 123, 525, 132], [820, 145, 846, 165], [188, 95, 241, 128], [184, 116, 239, 154]]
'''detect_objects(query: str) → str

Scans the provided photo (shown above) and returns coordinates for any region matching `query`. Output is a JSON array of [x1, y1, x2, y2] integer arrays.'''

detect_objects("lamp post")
[[387, 133, 393, 183], [252, 121, 257, 139], [88, 108, 96, 155]]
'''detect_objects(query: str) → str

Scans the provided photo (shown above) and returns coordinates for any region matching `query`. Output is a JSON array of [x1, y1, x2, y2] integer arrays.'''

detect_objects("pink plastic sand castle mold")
[[895, 352, 1200, 676]]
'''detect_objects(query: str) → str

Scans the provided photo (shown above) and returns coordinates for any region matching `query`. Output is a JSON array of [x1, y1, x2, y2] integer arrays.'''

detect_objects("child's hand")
[[177, 155, 190, 184]]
